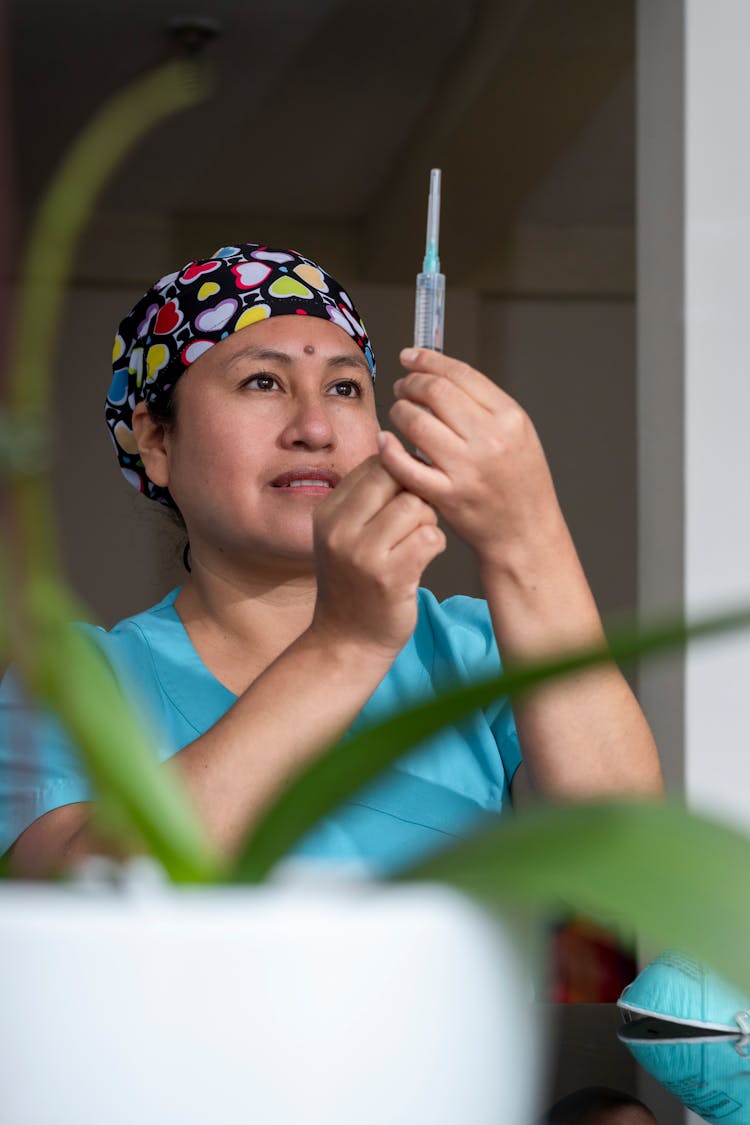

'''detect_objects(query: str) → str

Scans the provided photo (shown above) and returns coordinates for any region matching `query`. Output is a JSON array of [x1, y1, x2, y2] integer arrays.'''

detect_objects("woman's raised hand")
[[310, 455, 446, 657], [378, 348, 565, 571]]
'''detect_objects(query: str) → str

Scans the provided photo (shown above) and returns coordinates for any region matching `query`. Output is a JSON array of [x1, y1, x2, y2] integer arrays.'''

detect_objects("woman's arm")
[[378, 347, 664, 802], [10, 457, 446, 875], [476, 519, 663, 800]]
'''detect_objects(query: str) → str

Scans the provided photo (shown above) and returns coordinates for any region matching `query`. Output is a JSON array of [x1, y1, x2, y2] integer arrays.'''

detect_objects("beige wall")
[[480, 297, 636, 617]]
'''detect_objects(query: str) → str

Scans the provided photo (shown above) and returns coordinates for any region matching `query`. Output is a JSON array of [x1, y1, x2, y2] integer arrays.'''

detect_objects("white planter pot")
[[0, 868, 542, 1124]]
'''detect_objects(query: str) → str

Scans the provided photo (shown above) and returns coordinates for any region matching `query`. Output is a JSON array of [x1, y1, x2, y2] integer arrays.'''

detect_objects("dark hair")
[[146, 390, 191, 572], [544, 1087, 656, 1124]]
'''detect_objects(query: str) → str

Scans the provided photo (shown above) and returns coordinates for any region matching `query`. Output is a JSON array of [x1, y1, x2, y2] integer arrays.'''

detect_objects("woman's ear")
[[131, 402, 171, 488]]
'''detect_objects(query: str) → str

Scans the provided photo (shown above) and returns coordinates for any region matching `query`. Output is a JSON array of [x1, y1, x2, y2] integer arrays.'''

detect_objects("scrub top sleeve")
[[0, 667, 93, 857], [489, 697, 522, 789]]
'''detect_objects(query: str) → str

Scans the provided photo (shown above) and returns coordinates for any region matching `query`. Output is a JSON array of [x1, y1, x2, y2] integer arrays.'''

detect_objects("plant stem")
[[1, 60, 217, 880]]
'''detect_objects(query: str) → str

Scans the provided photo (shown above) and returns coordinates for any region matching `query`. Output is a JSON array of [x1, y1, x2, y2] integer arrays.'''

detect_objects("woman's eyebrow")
[[226, 345, 293, 370], [325, 353, 371, 375]]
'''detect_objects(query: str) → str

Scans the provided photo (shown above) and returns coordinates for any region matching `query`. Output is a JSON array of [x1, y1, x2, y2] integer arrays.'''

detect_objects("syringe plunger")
[[424, 168, 442, 272]]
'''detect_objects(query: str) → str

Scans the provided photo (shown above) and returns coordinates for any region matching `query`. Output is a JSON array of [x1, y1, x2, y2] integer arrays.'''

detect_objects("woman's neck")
[[174, 553, 318, 692]]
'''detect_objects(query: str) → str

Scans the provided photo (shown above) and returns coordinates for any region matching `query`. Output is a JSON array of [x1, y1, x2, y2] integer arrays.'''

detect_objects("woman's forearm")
[[166, 626, 395, 857], [18, 629, 391, 878], [478, 522, 664, 802]]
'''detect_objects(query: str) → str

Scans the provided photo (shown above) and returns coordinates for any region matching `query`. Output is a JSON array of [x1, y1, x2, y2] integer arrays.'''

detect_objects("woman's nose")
[[278, 395, 335, 449]]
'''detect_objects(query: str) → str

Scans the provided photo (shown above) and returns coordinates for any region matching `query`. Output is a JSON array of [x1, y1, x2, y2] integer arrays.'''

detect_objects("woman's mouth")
[[269, 469, 341, 492]]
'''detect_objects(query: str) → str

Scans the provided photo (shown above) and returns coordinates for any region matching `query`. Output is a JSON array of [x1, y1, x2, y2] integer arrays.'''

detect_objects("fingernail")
[[400, 347, 418, 364], [377, 431, 388, 451]]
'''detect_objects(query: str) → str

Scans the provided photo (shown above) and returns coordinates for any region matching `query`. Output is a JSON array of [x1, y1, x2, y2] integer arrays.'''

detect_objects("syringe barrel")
[[414, 270, 446, 352]]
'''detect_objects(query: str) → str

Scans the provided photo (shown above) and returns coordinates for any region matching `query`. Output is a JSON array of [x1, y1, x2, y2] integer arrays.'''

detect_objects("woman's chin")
[[242, 537, 316, 571]]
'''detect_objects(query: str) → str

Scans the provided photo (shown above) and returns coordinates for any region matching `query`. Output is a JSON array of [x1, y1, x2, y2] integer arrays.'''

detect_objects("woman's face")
[[159, 315, 380, 568]]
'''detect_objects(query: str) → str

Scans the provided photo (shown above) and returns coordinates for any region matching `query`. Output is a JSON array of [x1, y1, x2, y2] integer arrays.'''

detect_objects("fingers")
[[311, 454, 446, 655], [399, 347, 503, 412], [392, 348, 512, 455], [317, 454, 400, 532], [377, 430, 450, 503], [392, 372, 476, 443], [341, 500, 444, 600], [389, 520, 447, 576], [316, 452, 441, 564], [389, 395, 466, 465], [364, 488, 439, 552]]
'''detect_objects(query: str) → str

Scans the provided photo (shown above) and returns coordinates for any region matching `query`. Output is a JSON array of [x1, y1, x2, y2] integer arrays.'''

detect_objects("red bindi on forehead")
[[303, 344, 315, 355]]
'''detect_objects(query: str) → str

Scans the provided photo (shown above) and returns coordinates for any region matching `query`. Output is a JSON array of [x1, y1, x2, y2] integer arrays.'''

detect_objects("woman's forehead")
[[195, 316, 370, 375]]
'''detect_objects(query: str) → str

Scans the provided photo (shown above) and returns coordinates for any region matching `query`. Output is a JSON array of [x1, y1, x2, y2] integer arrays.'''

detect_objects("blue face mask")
[[618, 949, 750, 1033], [618, 950, 750, 1122]]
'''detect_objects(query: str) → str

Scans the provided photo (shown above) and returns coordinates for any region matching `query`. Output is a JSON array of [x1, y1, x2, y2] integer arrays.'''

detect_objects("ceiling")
[[9, 0, 635, 286]]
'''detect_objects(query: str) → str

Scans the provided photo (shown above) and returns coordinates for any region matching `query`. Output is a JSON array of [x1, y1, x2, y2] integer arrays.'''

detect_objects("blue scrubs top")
[[0, 587, 521, 874]]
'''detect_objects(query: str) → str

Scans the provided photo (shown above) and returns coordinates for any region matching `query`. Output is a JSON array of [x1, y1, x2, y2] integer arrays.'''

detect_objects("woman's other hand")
[[310, 455, 446, 657], [379, 347, 565, 571]]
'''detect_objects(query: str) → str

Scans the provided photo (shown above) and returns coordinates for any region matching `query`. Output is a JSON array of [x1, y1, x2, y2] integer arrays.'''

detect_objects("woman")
[[1, 243, 663, 877]]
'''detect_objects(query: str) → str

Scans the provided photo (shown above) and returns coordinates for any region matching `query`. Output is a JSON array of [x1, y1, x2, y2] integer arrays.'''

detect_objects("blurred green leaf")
[[7, 59, 210, 580], [0, 543, 6, 664], [233, 604, 750, 882], [17, 576, 221, 881], [9, 58, 209, 419], [401, 800, 750, 995], [1, 59, 215, 878]]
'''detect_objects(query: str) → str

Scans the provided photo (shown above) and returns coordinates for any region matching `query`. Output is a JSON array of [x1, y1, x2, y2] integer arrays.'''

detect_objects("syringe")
[[413, 168, 445, 352]]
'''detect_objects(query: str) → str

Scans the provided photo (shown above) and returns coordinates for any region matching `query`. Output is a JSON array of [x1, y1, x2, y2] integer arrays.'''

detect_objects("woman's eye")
[[243, 374, 278, 391], [329, 380, 362, 398]]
